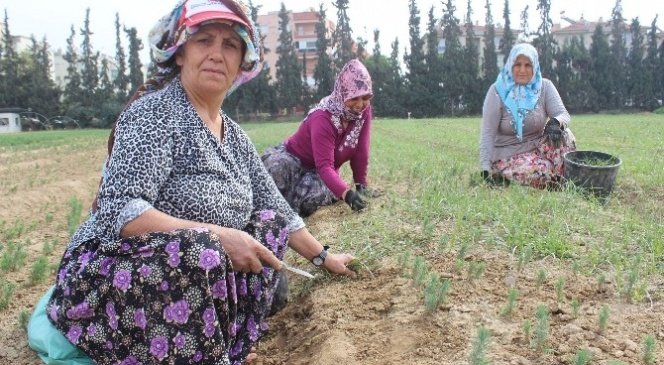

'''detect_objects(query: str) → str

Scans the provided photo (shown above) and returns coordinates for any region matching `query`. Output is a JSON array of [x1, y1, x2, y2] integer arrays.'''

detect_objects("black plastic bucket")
[[563, 150, 621, 199]]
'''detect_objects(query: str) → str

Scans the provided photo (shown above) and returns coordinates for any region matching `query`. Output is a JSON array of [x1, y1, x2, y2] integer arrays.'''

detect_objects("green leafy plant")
[[517, 246, 533, 271], [67, 196, 84, 236], [468, 260, 485, 281], [468, 326, 491, 365], [29, 256, 49, 285], [555, 276, 566, 302], [642, 334, 656, 365], [522, 320, 532, 345], [597, 272, 606, 292], [598, 304, 610, 334], [536, 268, 547, 291], [19, 310, 30, 330], [571, 299, 581, 318], [572, 349, 592, 365], [412, 256, 428, 285], [499, 288, 518, 317], [0, 279, 16, 311], [533, 304, 550, 351]]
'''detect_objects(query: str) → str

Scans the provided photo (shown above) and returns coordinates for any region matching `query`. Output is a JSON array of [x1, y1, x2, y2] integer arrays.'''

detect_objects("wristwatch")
[[311, 246, 329, 267]]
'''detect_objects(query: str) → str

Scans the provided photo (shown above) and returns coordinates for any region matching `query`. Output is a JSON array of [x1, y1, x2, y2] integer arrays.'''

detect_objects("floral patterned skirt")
[[491, 129, 577, 189], [47, 211, 289, 365], [261, 143, 337, 217]]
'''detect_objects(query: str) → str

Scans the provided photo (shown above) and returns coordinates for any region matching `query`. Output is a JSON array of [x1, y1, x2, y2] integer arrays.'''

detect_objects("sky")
[[3, 0, 662, 65]]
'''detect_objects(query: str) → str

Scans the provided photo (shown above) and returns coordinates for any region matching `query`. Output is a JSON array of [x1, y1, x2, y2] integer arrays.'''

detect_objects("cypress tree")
[[331, 0, 353, 71], [500, 0, 516, 64], [79, 8, 100, 111], [627, 18, 647, 109], [1, 10, 20, 107], [404, 0, 427, 117], [63, 25, 84, 117], [274, 2, 302, 115], [463, 0, 482, 114], [424, 5, 444, 116], [645, 16, 662, 108], [113, 13, 130, 102], [312, 4, 335, 102], [609, 0, 627, 107], [124, 26, 144, 97], [589, 23, 613, 111], [482, 0, 499, 91], [440, 0, 464, 115], [363, 29, 391, 117], [532, 0, 555, 79]]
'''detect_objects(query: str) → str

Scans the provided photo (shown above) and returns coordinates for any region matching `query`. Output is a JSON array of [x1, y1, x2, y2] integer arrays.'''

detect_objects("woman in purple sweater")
[[262, 59, 378, 217], [480, 43, 577, 189]]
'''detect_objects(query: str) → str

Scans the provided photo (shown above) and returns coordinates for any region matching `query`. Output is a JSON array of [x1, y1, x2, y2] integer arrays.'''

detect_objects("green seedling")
[[597, 272, 606, 292], [598, 304, 610, 334], [468, 326, 491, 365], [555, 276, 566, 302], [468, 261, 485, 281], [571, 299, 581, 318], [0, 279, 16, 311], [533, 304, 550, 351], [424, 273, 441, 313], [642, 334, 656, 365], [572, 349, 592, 365], [412, 256, 428, 285], [500, 288, 518, 317], [536, 268, 547, 290], [522, 320, 532, 345], [30, 256, 49, 285]]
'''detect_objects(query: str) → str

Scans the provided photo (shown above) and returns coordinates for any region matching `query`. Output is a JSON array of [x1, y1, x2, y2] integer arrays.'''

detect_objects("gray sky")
[[4, 0, 661, 64]]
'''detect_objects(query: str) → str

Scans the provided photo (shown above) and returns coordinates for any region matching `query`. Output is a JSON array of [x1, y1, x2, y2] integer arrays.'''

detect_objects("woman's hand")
[[211, 227, 282, 273], [323, 253, 358, 279]]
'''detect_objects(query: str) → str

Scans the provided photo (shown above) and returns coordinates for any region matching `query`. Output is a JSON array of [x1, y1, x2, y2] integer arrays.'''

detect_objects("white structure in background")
[[0, 108, 24, 134]]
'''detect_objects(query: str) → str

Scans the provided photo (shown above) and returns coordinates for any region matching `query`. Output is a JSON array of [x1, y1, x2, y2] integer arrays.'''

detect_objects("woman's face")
[[512, 55, 534, 85], [176, 23, 244, 97], [344, 94, 372, 114]]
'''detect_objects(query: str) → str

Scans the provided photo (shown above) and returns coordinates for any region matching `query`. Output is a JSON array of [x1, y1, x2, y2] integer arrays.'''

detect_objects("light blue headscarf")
[[493, 43, 542, 141]]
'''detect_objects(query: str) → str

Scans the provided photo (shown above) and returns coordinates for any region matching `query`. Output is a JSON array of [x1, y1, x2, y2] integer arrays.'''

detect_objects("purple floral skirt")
[[492, 129, 577, 189], [261, 143, 337, 217], [47, 211, 289, 365]]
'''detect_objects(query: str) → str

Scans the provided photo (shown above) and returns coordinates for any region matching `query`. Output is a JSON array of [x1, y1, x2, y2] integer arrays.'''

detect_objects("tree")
[[500, 0, 516, 63], [312, 3, 335, 102], [482, 0, 499, 91], [554, 37, 595, 113], [424, 6, 444, 116], [532, 0, 555, 79], [274, 2, 302, 115], [113, 13, 130, 102], [404, 0, 427, 117], [124, 26, 144, 97], [645, 16, 662, 108], [331, 0, 354, 70], [626, 18, 648, 109], [62, 25, 84, 117], [384, 38, 406, 117], [440, 0, 465, 115], [463, 0, 483, 114], [519, 5, 531, 42], [588, 23, 613, 111], [609, 0, 627, 107], [21, 37, 62, 118], [363, 29, 391, 117], [1, 10, 20, 107], [79, 8, 100, 110]]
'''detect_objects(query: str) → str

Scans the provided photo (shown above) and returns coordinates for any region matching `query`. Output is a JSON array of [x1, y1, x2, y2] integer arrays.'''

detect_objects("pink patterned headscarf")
[[308, 59, 373, 151]]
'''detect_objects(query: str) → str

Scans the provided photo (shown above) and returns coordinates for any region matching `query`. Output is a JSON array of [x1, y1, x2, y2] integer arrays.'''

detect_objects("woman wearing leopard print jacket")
[[28, 1, 356, 364]]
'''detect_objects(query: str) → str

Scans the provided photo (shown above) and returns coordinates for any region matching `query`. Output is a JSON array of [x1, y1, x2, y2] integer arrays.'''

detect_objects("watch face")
[[312, 256, 323, 266]]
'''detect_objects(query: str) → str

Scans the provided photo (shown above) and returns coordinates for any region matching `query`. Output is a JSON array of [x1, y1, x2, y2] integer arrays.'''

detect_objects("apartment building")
[[257, 8, 336, 86]]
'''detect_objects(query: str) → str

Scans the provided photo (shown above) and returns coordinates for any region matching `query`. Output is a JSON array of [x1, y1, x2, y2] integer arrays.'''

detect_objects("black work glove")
[[481, 170, 495, 188], [344, 190, 367, 211], [542, 118, 566, 149], [355, 183, 384, 198]]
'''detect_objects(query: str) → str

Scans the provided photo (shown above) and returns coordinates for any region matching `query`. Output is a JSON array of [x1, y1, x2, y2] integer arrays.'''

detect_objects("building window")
[[296, 40, 317, 53], [0, 118, 9, 126], [15, 118, 20, 126], [297, 25, 305, 35]]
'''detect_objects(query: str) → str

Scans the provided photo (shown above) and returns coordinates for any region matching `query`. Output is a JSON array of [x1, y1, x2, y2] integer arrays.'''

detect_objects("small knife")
[[280, 261, 315, 279]]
